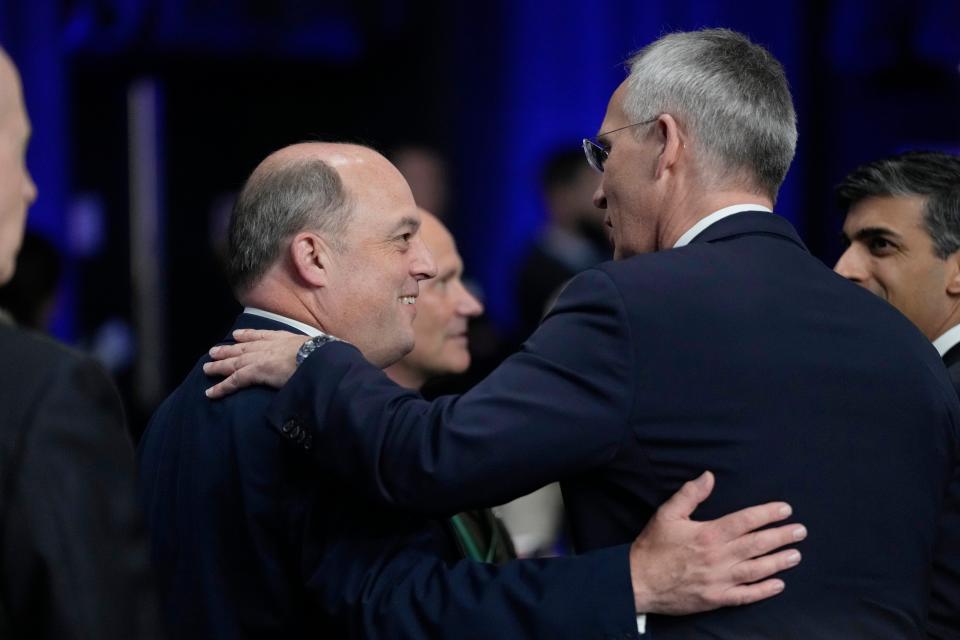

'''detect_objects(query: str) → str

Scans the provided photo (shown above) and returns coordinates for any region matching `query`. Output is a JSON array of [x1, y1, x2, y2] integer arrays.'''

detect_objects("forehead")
[[599, 80, 630, 133], [421, 219, 459, 268], [845, 195, 927, 233], [343, 159, 418, 233]]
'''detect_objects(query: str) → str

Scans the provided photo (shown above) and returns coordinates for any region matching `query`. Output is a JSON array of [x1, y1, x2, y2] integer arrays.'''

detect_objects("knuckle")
[[746, 532, 769, 557], [729, 564, 747, 584], [695, 526, 717, 547], [705, 590, 727, 608], [739, 508, 764, 531]]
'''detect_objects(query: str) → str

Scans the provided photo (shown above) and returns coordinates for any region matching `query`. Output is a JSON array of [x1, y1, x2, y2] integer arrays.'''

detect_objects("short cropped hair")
[[837, 151, 960, 258], [227, 157, 352, 294], [624, 28, 797, 200], [540, 148, 591, 195]]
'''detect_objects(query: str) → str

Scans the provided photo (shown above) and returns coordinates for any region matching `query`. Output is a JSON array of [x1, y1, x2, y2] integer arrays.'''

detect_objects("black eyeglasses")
[[582, 116, 659, 173]]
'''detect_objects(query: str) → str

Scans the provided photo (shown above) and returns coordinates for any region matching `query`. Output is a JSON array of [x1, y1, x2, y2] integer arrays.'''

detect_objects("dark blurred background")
[[1, 0, 959, 435]]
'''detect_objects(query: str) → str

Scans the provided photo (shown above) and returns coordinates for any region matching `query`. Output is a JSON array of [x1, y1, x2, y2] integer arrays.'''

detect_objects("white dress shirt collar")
[[243, 307, 323, 338], [673, 204, 773, 248], [932, 323, 960, 357]]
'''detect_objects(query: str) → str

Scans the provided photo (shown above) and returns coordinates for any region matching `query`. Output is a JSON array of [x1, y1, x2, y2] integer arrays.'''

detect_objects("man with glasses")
[[143, 141, 807, 639], [207, 29, 960, 637]]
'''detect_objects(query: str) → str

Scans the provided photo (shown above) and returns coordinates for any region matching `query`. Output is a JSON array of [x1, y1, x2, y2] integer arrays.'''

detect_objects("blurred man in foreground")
[[834, 150, 960, 638], [0, 48, 159, 640]]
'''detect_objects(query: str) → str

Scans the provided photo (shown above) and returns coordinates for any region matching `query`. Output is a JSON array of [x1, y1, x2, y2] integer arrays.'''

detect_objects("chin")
[[440, 351, 470, 375]]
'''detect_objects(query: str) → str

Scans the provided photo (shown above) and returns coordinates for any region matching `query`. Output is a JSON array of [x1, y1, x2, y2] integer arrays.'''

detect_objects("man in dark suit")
[[0, 48, 160, 639], [834, 151, 960, 639], [143, 141, 803, 638], [207, 29, 960, 638]]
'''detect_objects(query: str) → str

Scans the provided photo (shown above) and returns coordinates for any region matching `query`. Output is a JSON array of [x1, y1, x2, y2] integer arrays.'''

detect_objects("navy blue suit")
[[270, 212, 960, 639], [928, 344, 960, 639], [138, 313, 638, 639]]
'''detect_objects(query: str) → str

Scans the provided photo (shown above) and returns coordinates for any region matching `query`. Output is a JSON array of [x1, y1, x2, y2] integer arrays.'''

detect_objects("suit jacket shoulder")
[[0, 324, 159, 640]]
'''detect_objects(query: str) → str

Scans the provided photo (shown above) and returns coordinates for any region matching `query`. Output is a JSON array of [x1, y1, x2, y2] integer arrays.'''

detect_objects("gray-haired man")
[[208, 29, 959, 638], [142, 141, 807, 639]]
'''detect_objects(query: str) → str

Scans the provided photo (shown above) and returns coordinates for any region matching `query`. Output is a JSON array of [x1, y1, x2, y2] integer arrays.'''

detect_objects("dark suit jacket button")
[[281, 419, 296, 435], [303, 435, 313, 451]]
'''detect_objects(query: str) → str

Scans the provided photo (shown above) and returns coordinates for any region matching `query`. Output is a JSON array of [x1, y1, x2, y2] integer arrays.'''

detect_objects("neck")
[[242, 272, 331, 334], [384, 361, 426, 390], [658, 188, 773, 249]]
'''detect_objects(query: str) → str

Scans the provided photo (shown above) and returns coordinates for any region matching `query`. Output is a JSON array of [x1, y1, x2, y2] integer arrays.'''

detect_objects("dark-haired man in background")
[[516, 148, 608, 339], [834, 150, 960, 639]]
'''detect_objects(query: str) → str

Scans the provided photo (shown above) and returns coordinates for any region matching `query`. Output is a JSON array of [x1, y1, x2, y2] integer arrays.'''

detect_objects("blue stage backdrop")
[[448, 0, 806, 331]]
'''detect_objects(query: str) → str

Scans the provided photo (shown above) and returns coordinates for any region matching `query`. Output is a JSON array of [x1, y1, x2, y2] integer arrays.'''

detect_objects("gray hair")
[[624, 29, 797, 200], [226, 157, 352, 294], [837, 151, 960, 258]]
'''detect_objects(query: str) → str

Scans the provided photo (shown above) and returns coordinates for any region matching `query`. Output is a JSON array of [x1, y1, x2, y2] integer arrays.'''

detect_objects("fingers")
[[657, 471, 715, 521], [203, 357, 242, 377], [232, 328, 284, 342], [715, 578, 786, 608], [209, 343, 250, 361], [205, 372, 245, 399], [728, 547, 802, 586], [707, 500, 794, 543], [727, 522, 807, 562]]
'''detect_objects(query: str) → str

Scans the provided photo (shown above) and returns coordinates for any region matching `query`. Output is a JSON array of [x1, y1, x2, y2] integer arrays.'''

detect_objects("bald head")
[[0, 49, 36, 285], [227, 142, 419, 296]]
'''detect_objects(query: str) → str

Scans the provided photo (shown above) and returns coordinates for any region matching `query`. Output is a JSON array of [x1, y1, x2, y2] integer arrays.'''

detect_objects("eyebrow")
[[842, 226, 902, 243], [387, 216, 420, 237]]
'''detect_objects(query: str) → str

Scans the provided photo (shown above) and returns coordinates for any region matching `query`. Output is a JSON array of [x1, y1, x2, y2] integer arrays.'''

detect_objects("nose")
[[455, 281, 484, 318], [592, 181, 607, 210], [410, 235, 437, 281], [833, 246, 865, 283]]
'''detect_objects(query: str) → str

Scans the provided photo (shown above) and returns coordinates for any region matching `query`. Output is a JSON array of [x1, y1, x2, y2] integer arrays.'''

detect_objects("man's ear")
[[288, 231, 332, 288], [945, 251, 960, 296], [654, 113, 685, 180]]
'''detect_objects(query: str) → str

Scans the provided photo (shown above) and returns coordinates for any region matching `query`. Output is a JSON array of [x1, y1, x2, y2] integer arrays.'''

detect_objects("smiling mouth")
[[399, 296, 417, 305]]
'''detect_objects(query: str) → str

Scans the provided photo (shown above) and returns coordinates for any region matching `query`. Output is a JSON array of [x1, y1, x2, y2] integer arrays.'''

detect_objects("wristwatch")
[[296, 334, 338, 366]]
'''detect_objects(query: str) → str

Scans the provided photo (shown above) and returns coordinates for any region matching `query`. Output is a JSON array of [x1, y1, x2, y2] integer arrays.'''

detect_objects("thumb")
[[657, 470, 714, 521]]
